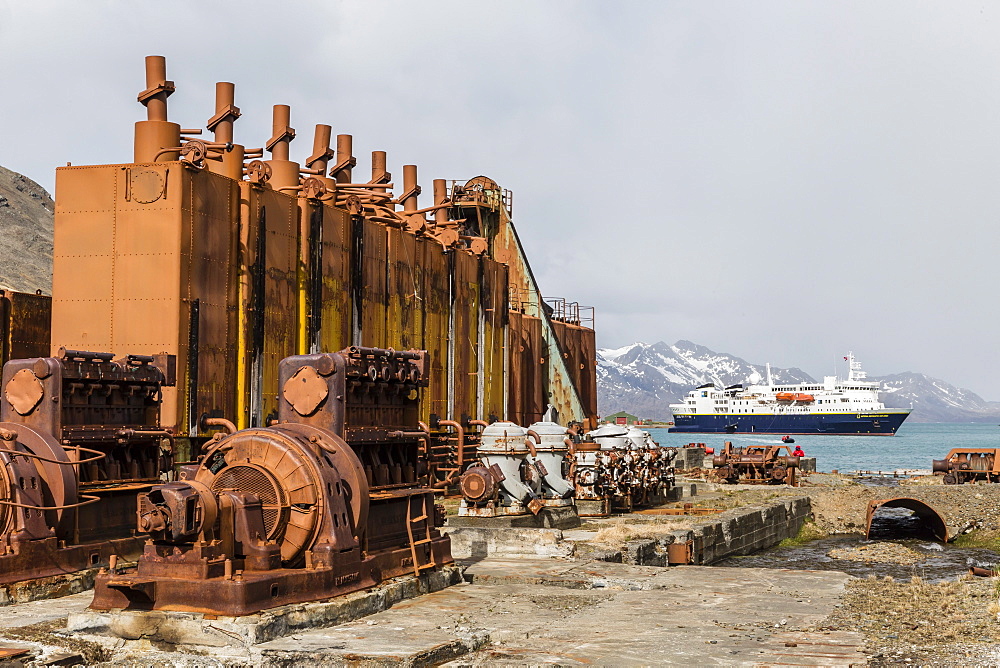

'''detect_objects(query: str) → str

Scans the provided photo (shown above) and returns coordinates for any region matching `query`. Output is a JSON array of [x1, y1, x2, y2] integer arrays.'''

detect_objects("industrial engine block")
[[90, 347, 452, 616], [0, 349, 173, 585]]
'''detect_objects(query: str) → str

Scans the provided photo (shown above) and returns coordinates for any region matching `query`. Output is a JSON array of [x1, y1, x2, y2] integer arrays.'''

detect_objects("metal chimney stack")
[[265, 104, 299, 191], [331, 134, 355, 184], [206, 82, 244, 180], [134, 55, 181, 163], [306, 124, 337, 191], [401, 165, 420, 213]]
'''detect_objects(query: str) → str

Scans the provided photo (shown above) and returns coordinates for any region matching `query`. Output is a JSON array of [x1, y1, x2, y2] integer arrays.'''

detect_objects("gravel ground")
[[816, 575, 1000, 666]]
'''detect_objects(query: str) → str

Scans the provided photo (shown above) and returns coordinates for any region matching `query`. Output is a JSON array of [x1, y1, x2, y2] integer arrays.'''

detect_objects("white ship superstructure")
[[668, 352, 910, 435]]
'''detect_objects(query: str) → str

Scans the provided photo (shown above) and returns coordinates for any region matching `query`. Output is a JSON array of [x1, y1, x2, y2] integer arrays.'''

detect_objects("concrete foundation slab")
[[65, 565, 463, 648], [448, 504, 580, 529], [444, 527, 575, 560], [258, 561, 864, 666], [0, 569, 101, 607]]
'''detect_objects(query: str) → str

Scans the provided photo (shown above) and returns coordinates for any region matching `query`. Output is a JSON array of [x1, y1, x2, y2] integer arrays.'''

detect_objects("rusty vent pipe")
[[134, 55, 180, 163], [265, 104, 299, 191], [206, 82, 244, 180]]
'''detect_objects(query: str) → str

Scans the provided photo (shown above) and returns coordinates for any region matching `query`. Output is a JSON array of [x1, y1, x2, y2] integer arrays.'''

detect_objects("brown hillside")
[[0, 165, 53, 295]]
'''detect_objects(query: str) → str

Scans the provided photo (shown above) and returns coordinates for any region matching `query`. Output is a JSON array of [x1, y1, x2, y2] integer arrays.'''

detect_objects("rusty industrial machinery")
[[712, 442, 799, 486], [571, 424, 677, 516], [457, 420, 578, 518], [90, 347, 451, 615], [0, 348, 172, 585], [50, 55, 598, 469], [0, 54, 600, 598], [932, 448, 1000, 484]]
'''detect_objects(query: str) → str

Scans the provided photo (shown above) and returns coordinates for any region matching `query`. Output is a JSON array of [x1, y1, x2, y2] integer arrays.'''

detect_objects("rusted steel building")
[[47, 57, 597, 456]]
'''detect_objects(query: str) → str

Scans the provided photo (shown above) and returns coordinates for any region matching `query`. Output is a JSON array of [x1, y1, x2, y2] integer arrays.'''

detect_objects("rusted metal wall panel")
[[480, 260, 507, 422], [359, 220, 388, 349], [523, 313, 545, 424], [52, 164, 241, 435], [451, 251, 480, 420], [315, 203, 352, 354], [576, 324, 598, 423], [420, 239, 449, 422], [239, 184, 298, 428], [182, 169, 239, 434], [386, 226, 422, 352], [506, 311, 545, 425], [0, 290, 51, 364], [548, 320, 598, 426]]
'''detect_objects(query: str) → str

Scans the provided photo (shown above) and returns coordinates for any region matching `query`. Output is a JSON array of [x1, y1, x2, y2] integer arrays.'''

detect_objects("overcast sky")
[[2, 1, 999, 397]]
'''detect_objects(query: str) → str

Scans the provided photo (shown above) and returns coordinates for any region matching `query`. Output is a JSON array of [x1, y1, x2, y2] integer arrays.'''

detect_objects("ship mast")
[[766, 362, 773, 386], [847, 351, 866, 381]]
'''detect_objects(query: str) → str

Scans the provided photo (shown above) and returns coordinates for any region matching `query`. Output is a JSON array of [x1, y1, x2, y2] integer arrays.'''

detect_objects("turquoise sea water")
[[644, 423, 1000, 474]]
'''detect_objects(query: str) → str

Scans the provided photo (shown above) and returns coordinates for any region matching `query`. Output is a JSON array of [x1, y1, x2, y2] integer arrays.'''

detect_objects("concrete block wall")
[[675, 446, 707, 470], [618, 496, 811, 567]]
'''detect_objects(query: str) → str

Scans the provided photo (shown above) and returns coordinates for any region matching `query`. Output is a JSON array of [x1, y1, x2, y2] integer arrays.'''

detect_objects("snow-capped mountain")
[[877, 372, 1000, 423], [597, 341, 814, 419], [598, 341, 1000, 423]]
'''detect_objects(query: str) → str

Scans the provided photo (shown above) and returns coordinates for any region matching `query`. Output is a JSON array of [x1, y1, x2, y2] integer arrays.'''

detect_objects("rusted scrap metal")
[[865, 497, 948, 542], [932, 448, 1000, 484], [711, 442, 800, 486], [570, 424, 677, 516], [90, 347, 452, 616], [0, 348, 173, 586]]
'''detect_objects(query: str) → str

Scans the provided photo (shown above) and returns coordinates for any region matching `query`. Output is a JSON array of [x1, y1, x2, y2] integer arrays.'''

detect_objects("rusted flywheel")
[[0, 422, 78, 536], [196, 423, 369, 565]]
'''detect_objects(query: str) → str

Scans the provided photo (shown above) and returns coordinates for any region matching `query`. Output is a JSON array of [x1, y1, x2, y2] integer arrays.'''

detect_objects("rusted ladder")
[[404, 493, 437, 577]]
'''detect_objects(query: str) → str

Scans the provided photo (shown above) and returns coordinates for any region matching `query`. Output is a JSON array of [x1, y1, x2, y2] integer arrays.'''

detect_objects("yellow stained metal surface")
[[316, 202, 352, 354], [360, 219, 388, 349], [420, 240, 449, 422], [480, 260, 507, 421], [451, 251, 479, 420]]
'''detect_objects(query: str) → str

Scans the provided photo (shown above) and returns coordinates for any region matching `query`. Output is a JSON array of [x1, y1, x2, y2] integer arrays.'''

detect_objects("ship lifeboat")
[[775, 392, 815, 403]]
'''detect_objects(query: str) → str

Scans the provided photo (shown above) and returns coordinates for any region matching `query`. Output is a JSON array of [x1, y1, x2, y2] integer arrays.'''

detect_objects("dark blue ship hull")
[[668, 410, 910, 435]]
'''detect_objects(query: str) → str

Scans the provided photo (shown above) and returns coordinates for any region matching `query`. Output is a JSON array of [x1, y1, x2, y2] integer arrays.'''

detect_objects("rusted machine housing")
[[91, 347, 452, 616], [932, 448, 1000, 485], [0, 349, 172, 585], [569, 424, 678, 516], [459, 421, 545, 517], [712, 442, 799, 486]]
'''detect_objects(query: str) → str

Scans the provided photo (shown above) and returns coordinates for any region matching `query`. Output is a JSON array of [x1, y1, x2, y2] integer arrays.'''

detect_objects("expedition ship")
[[667, 353, 910, 435]]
